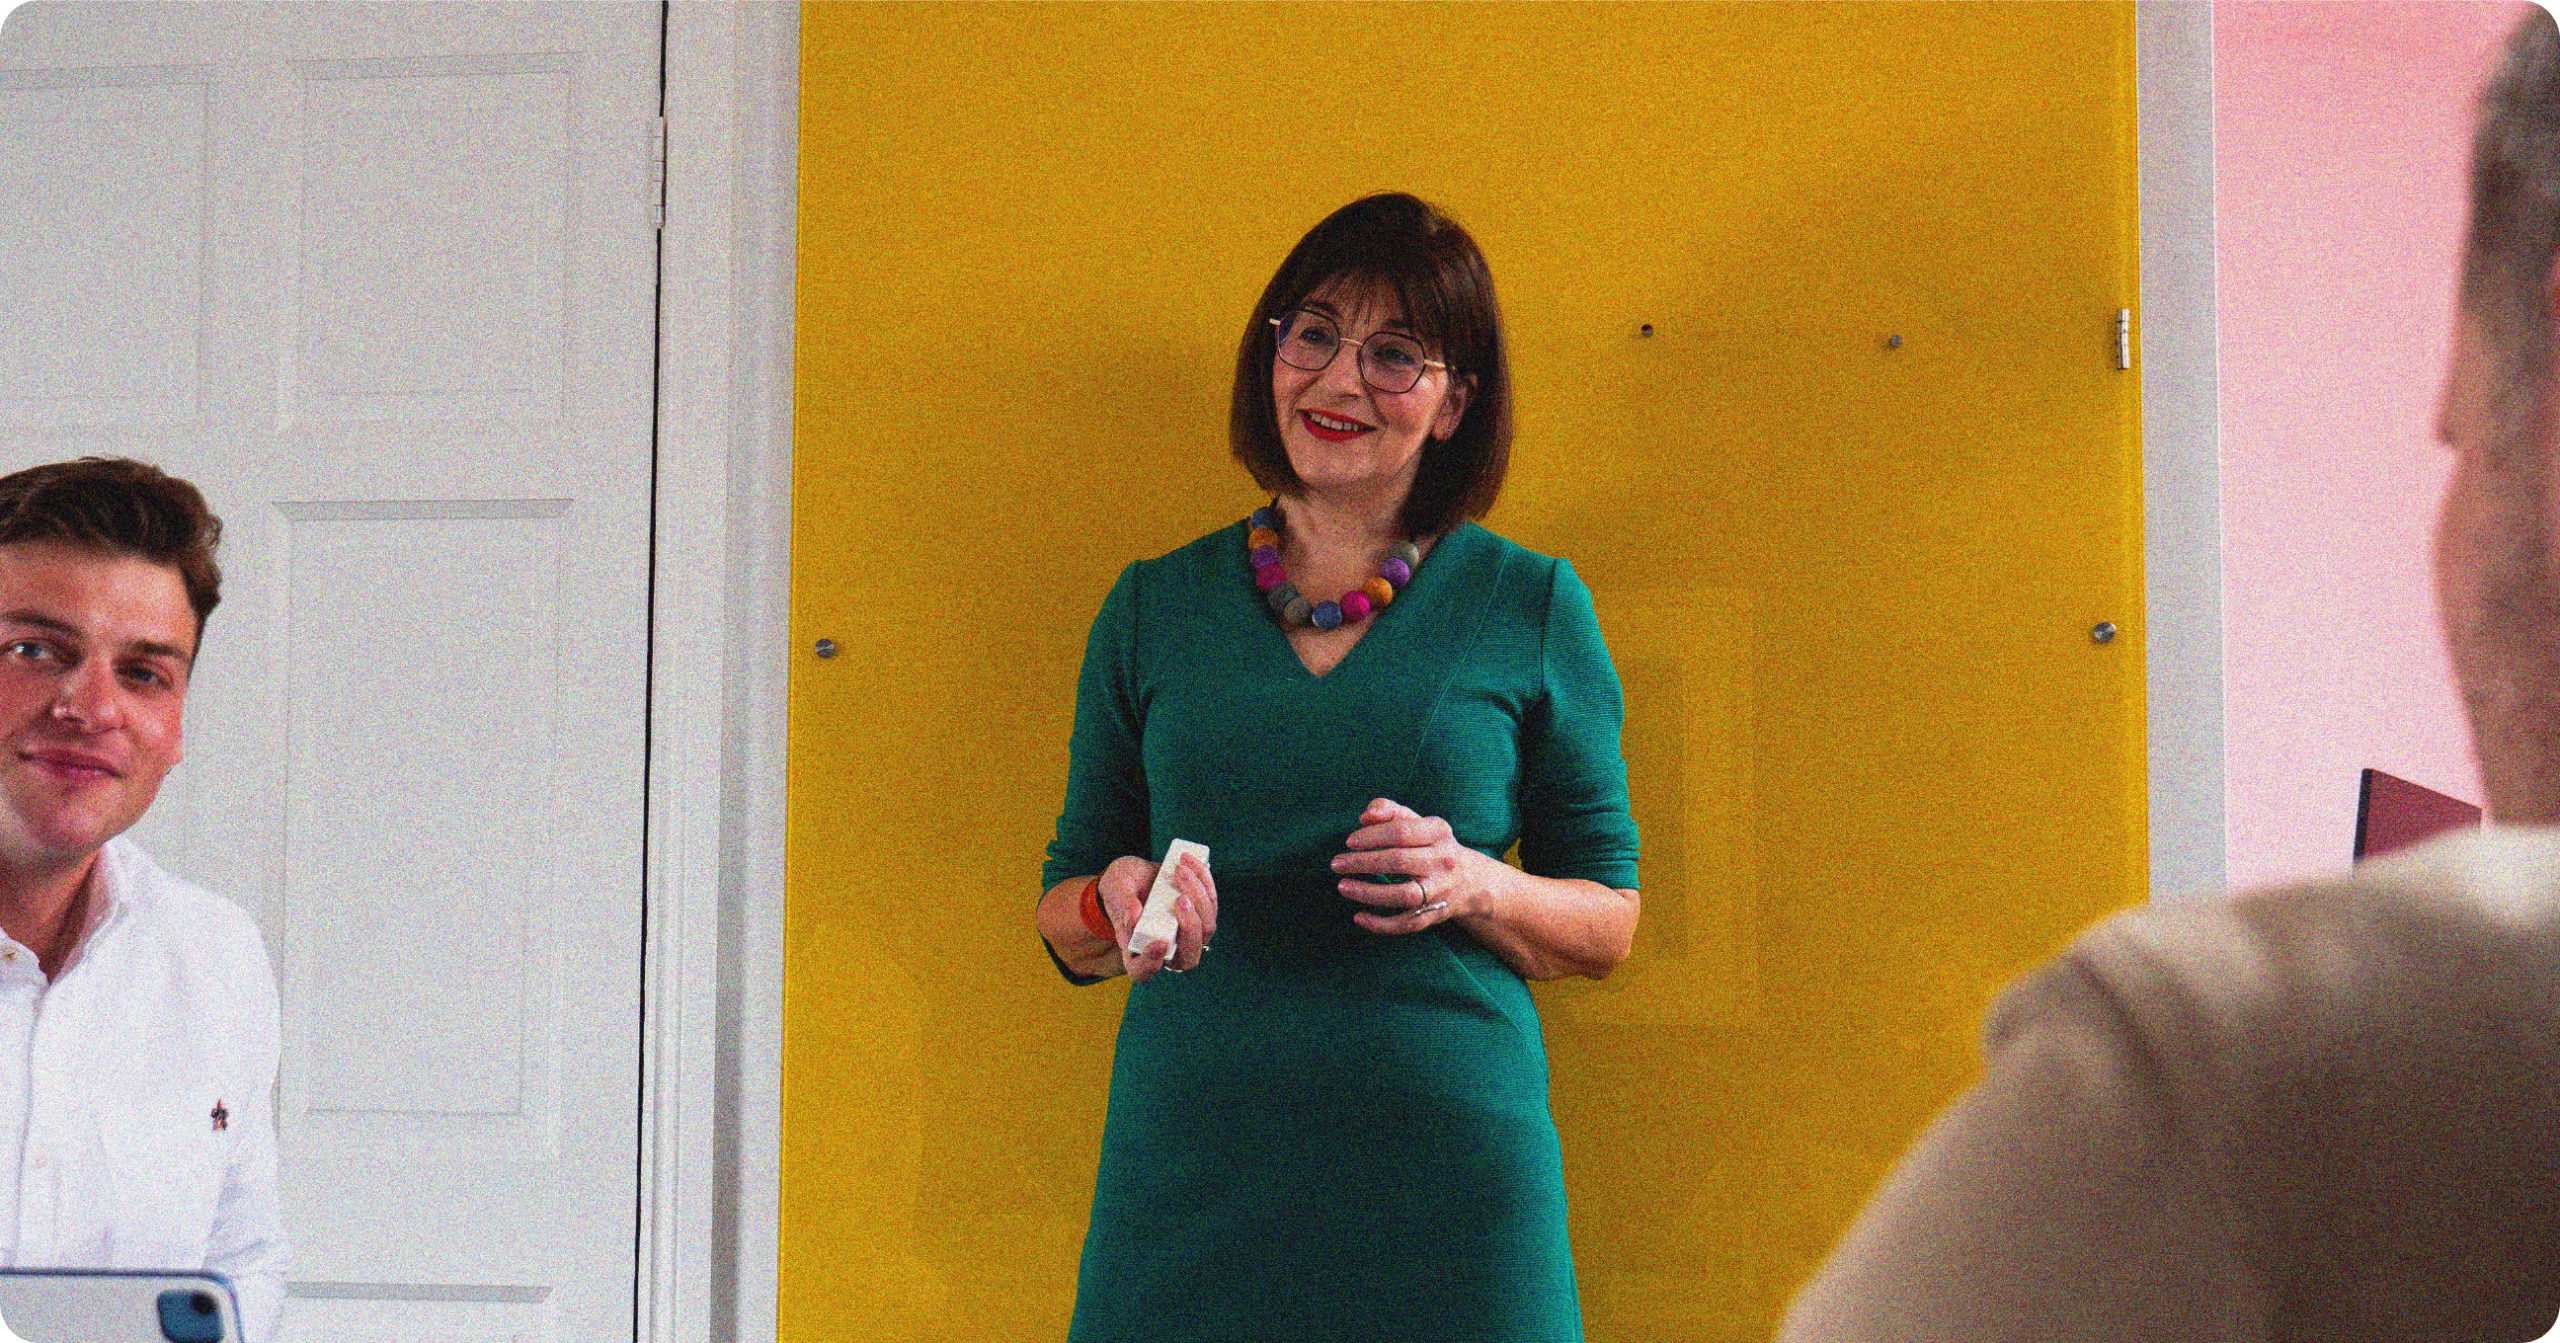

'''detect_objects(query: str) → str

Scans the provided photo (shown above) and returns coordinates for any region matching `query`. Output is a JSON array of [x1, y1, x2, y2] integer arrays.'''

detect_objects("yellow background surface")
[[788, 4, 2146, 1338]]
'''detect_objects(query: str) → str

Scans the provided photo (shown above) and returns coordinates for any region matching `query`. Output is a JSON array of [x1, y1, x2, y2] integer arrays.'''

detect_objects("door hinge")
[[650, 115, 667, 230], [2115, 308, 2132, 371]]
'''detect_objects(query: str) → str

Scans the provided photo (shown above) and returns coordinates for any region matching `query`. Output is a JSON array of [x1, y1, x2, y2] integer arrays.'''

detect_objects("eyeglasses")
[[1269, 310, 1449, 395]]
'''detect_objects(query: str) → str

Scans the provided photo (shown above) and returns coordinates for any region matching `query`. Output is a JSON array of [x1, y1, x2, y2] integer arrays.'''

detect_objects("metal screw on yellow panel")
[[1638, 324, 1654, 338], [1885, 334, 1902, 350], [2091, 622, 2117, 645], [814, 638, 838, 658]]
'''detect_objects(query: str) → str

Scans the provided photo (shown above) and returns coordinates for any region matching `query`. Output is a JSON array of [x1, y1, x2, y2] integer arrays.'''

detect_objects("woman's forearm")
[[1455, 868, 1640, 981], [1038, 875, 1124, 980]]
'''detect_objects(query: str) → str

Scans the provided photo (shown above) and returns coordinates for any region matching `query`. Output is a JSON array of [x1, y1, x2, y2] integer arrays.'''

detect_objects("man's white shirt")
[[0, 837, 287, 1342]]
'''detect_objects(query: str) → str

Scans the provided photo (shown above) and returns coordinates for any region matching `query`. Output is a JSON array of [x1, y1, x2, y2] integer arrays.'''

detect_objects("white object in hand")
[[1129, 839, 1209, 961]]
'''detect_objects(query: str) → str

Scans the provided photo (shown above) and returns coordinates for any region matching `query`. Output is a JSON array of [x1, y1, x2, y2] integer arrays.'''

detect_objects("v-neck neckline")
[[1281, 622, 1372, 682], [1252, 522, 1462, 683]]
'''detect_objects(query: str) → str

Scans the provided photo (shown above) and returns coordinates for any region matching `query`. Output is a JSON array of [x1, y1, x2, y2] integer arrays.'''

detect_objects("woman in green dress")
[[1033, 192, 1641, 1342]]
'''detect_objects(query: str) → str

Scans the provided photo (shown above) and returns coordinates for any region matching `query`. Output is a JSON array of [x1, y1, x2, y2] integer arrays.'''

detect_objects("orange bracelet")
[[1076, 877, 1114, 940]]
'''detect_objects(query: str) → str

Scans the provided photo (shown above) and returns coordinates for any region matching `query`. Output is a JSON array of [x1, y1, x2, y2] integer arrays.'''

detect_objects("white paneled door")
[[0, 3, 660, 1339]]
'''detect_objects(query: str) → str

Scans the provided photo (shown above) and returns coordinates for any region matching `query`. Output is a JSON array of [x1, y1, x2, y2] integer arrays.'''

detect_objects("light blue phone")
[[0, 1270, 239, 1342]]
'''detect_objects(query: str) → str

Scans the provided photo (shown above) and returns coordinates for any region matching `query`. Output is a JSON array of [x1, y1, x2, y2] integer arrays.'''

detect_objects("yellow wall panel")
[[790, 4, 2144, 1338]]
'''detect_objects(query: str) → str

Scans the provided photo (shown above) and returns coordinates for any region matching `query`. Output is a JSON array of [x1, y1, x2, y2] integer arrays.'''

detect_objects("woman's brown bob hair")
[[1230, 193, 1511, 540]]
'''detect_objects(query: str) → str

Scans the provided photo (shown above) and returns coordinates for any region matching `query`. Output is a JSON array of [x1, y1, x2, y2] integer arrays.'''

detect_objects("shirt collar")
[[46, 839, 137, 982]]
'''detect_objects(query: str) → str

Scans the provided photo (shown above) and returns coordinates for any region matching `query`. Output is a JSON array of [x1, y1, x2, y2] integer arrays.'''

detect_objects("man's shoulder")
[[2342, 823, 2560, 925], [1992, 825, 2560, 1114], [101, 838, 275, 977], [2071, 826, 2560, 1008], [2010, 835, 2560, 1330]]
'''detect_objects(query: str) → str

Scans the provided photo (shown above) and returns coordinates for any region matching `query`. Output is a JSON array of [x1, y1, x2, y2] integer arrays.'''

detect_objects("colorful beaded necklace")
[[1246, 504, 1420, 630]]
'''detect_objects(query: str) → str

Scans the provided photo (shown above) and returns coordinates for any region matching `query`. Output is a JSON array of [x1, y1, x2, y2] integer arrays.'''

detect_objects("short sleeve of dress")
[[1515, 557, 1640, 889], [1041, 562, 1151, 983]]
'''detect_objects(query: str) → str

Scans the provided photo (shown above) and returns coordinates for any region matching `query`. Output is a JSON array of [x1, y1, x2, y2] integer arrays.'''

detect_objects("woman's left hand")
[[1332, 797, 1506, 935]]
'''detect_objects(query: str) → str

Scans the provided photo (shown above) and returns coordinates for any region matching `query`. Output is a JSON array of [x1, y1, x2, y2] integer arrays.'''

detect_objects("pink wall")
[[2215, 1, 2529, 891]]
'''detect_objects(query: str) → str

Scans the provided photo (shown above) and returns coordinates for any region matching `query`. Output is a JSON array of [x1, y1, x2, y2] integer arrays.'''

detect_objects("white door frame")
[[2133, 1, 2224, 901], [645, 3, 794, 1339]]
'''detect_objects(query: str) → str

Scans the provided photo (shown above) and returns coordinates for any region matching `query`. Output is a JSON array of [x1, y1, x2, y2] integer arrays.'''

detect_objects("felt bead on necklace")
[[1247, 505, 1420, 631]]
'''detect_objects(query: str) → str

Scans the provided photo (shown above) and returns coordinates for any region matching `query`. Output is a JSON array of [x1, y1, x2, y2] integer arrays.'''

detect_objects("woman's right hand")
[[1101, 851, 1217, 982]]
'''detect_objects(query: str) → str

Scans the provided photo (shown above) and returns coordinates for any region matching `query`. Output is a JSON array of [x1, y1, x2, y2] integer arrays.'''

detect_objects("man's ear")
[[1431, 375, 1475, 443]]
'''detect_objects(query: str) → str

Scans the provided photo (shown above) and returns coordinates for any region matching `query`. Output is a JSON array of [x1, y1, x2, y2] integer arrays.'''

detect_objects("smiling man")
[[0, 459, 286, 1341]]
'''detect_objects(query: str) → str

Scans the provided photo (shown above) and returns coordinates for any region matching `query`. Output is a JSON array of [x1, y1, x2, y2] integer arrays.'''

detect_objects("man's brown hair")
[[0, 457, 223, 638]]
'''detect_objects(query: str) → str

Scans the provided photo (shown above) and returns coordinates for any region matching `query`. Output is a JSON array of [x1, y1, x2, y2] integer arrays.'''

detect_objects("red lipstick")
[[1299, 409, 1372, 443]]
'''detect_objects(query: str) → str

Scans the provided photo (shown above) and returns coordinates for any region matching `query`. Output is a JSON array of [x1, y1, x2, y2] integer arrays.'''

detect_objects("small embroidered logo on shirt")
[[210, 1100, 228, 1132]]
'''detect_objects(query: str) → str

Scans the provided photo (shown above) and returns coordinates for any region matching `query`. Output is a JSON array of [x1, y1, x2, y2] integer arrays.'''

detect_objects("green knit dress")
[[1044, 520, 1639, 1343]]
